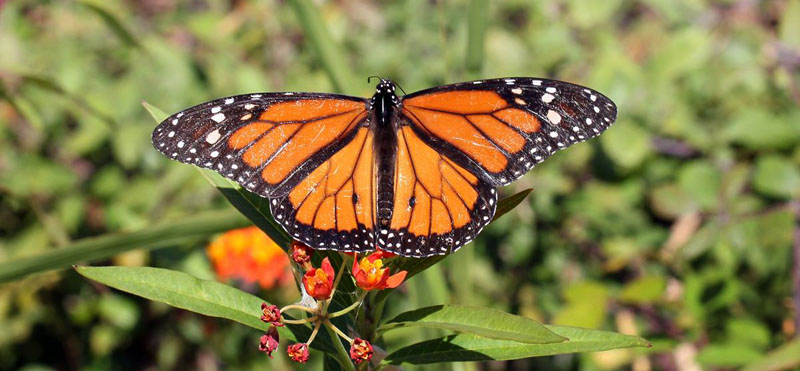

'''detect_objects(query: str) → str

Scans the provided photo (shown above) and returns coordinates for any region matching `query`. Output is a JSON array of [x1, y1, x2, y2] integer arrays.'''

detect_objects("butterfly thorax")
[[370, 79, 399, 228]]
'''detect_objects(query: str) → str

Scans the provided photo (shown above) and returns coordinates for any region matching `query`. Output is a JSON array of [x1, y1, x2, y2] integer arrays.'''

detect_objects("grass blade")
[[465, 0, 489, 77], [0, 210, 250, 283], [79, 1, 141, 49], [286, 0, 359, 94]]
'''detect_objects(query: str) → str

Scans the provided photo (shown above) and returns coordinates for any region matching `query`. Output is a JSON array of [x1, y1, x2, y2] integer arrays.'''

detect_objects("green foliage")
[[384, 326, 649, 364], [380, 305, 566, 344], [1, 0, 797, 370]]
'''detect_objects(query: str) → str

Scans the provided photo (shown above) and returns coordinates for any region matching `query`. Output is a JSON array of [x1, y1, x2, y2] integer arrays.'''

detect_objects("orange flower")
[[350, 338, 373, 364], [207, 226, 292, 289], [352, 251, 407, 291], [287, 343, 309, 363], [303, 257, 335, 300]]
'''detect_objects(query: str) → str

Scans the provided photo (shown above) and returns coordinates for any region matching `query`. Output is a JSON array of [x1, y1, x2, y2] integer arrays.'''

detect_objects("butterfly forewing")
[[400, 77, 617, 187], [151, 93, 368, 198]]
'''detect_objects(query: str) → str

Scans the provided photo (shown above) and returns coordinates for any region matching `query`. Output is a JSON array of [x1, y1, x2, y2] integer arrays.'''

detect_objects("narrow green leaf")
[[384, 325, 650, 364], [20, 74, 115, 124], [465, 0, 489, 77], [80, 1, 141, 49], [742, 339, 800, 371], [286, 0, 359, 94], [492, 188, 533, 222], [76, 266, 334, 352], [0, 210, 249, 283], [142, 100, 169, 123], [379, 305, 566, 344]]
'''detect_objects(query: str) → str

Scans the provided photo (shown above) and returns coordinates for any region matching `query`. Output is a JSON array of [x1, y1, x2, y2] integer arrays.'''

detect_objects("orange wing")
[[377, 125, 496, 257], [401, 78, 617, 186], [269, 127, 377, 253], [152, 94, 368, 198]]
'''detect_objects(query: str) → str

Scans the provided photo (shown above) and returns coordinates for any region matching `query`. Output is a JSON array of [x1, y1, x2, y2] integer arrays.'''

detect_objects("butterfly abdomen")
[[372, 80, 400, 230]]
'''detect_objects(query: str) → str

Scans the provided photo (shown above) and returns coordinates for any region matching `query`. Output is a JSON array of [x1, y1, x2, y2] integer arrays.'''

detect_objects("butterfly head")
[[374, 78, 396, 94], [370, 77, 398, 106]]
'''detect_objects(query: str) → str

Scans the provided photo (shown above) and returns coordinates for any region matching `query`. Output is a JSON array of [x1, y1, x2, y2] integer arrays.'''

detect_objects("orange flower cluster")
[[258, 242, 406, 365], [207, 226, 292, 289]]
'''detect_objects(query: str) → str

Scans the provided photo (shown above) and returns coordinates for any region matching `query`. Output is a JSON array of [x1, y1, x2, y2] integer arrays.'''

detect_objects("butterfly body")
[[152, 77, 617, 257], [370, 79, 400, 228]]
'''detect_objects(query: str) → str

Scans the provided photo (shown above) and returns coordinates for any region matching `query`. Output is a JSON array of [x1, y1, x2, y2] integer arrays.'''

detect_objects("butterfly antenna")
[[367, 75, 382, 84], [394, 80, 407, 95]]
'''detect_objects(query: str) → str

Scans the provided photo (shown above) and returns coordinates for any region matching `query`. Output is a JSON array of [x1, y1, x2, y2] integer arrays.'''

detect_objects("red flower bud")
[[260, 303, 283, 327], [350, 338, 373, 364], [258, 327, 279, 358], [302, 257, 335, 300], [290, 241, 313, 270], [287, 343, 309, 363]]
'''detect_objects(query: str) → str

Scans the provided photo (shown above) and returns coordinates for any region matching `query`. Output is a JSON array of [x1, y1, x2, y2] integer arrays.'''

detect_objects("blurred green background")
[[1, 0, 799, 370]]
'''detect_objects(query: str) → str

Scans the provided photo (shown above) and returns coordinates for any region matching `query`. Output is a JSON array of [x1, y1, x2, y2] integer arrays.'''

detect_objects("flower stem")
[[329, 290, 368, 318], [280, 304, 315, 314], [283, 317, 317, 325], [323, 256, 349, 313], [306, 319, 323, 344], [324, 321, 356, 371], [325, 319, 354, 344]]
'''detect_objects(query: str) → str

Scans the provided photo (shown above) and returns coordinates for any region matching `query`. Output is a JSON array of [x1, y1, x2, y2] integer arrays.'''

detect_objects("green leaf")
[[723, 110, 800, 150], [600, 123, 651, 169], [753, 155, 800, 199], [77, 266, 265, 329], [697, 343, 763, 367], [286, 0, 358, 94], [76, 266, 334, 352], [492, 188, 532, 222], [553, 281, 608, 329], [384, 325, 650, 364], [465, 0, 489, 76], [80, 1, 141, 49], [648, 183, 698, 219], [142, 100, 169, 122], [0, 210, 250, 283], [742, 339, 800, 371], [619, 275, 666, 304], [379, 305, 566, 344]]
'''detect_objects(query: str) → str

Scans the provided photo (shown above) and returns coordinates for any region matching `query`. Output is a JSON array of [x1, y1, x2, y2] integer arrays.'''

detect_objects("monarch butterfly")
[[152, 77, 616, 257]]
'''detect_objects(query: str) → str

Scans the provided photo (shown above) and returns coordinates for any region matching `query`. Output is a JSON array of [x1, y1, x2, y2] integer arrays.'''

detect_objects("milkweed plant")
[[75, 104, 650, 370]]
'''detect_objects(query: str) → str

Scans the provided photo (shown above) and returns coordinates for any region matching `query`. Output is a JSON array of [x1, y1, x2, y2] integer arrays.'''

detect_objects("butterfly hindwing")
[[378, 125, 497, 257], [151, 93, 368, 198], [270, 127, 376, 253], [401, 77, 617, 186]]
